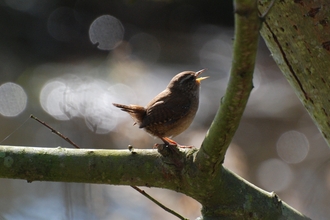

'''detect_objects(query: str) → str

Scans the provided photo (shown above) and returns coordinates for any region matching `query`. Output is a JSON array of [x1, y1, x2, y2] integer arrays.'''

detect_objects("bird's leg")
[[161, 137, 178, 146]]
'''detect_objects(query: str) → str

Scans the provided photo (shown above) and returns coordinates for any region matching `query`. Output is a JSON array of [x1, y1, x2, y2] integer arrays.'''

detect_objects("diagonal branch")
[[195, 0, 260, 174]]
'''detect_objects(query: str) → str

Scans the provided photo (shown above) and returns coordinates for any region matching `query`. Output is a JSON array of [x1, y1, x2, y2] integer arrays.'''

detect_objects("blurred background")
[[0, 1, 329, 219]]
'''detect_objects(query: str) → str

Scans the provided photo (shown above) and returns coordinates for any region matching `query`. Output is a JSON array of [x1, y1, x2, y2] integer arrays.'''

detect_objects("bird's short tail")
[[112, 103, 146, 125], [112, 103, 144, 113]]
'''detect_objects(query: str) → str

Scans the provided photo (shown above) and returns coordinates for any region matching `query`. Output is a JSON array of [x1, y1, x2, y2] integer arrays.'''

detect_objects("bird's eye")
[[180, 74, 195, 84]]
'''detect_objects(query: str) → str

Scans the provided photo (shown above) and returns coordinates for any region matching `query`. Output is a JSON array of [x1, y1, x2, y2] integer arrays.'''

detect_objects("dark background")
[[0, 1, 329, 219]]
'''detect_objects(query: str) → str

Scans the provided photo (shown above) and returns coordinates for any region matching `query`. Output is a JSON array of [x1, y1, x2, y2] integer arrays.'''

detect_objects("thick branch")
[[259, 0, 330, 148], [0, 145, 182, 189], [200, 166, 310, 219], [195, 0, 259, 173]]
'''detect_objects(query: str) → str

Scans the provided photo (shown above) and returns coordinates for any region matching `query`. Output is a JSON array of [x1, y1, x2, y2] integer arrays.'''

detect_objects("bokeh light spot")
[[39, 74, 130, 133], [78, 80, 117, 134], [89, 15, 124, 50], [40, 80, 70, 121], [257, 158, 293, 192], [0, 82, 27, 117], [277, 130, 309, 164]]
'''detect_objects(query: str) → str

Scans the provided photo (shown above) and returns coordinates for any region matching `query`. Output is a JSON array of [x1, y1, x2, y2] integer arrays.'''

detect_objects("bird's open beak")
[[195, 69, 209, 83]]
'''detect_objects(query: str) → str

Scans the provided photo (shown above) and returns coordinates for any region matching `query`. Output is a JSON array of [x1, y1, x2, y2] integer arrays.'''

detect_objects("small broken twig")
[[130, 185, 188, 220]]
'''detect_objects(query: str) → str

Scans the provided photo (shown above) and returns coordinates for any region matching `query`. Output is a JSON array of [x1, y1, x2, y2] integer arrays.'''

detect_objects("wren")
[[113, 69, 208, 147]]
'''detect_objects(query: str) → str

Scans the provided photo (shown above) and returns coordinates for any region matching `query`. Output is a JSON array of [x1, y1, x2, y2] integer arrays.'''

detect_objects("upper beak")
[[195, 69, 209, 83]]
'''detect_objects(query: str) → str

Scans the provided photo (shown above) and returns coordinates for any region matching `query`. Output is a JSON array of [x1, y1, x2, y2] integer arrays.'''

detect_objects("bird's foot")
[[154, 143, 180, 157], [160, 137, 194, 149], [153, 142, 177, 150]]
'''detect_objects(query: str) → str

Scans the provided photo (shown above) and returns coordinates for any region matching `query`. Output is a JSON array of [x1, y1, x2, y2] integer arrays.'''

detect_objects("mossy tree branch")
[[0, 146, 185, 188], [0, 145, 309, 219]]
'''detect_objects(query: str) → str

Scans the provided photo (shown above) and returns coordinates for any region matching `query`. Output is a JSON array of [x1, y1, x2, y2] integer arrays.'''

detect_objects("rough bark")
[[259, 0, 330, 148]]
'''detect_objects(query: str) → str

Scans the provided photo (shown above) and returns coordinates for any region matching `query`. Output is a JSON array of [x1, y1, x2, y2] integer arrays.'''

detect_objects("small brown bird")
[[113, 69, 208, 147]]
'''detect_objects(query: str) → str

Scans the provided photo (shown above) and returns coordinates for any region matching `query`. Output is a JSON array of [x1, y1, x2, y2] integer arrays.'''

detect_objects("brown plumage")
[[113, 69, 208, 146]]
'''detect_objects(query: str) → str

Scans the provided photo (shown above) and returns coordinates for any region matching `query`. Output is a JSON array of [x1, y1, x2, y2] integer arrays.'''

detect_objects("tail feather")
[[112, 103, 145, 113], [113, 103, 146, 125], [113, 103, 131, 112]]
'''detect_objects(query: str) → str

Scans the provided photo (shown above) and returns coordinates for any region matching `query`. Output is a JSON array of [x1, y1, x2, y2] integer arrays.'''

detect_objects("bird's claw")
[[154, 141, 193, 149], [153, 143, 177, 149]]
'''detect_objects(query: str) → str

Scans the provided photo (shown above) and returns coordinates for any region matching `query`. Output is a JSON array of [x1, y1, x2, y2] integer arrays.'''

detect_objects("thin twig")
[[30, 114, 80, 149], [130, 185, 188, 220]]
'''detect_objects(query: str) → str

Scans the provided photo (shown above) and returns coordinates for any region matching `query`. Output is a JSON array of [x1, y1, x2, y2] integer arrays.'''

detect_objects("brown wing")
[[139, 92, 191, 128]]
